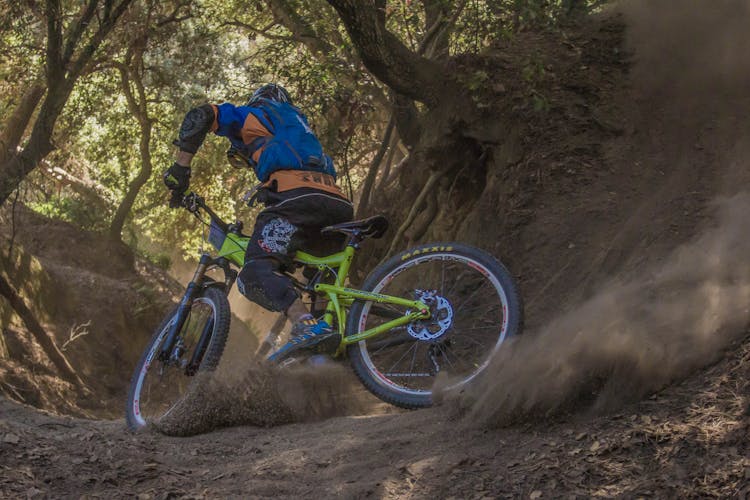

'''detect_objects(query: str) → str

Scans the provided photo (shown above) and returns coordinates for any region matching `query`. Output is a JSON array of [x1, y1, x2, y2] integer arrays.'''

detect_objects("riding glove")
[[164, 162, 191, 191], [163, 162, 191, 208]]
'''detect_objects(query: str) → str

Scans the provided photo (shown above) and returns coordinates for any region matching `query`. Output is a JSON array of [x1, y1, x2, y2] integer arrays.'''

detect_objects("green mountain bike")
[[125, 192, 522, 430]]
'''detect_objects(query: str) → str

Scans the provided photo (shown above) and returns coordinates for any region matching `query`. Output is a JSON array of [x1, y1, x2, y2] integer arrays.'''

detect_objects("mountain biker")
[[163, 83, 352, 359]]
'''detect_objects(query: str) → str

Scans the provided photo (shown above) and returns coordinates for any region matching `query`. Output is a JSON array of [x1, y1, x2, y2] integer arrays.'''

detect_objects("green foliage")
[[27, 196, 110, 231], [522, 53, 551, 112], [487, 0, 603, 35], [2, 0, 604, 269], [466, 70, 491, 91], [136, 249, 172, 270]]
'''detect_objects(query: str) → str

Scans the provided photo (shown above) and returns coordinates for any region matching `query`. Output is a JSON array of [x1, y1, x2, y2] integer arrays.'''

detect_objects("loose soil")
[[3, 0, 750, 497]]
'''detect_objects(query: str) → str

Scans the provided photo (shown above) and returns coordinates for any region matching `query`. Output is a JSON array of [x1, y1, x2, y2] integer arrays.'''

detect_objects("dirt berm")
[[2, 0, 750, 497]]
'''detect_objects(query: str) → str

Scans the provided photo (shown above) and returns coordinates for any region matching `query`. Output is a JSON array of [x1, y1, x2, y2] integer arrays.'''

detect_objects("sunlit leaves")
[[3, 0, 604, 264]]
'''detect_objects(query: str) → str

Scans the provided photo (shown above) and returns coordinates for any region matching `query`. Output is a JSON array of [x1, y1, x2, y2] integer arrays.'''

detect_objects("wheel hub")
[[407, 290, 454, 341]]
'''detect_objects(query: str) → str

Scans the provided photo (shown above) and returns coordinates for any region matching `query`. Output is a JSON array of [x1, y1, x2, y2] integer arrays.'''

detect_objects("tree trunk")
[[109, 119, 152, 239], [0, 0, 133, 208], [0, 81, 72, 205], [0, 82, 46, 166], [0, 273, 86, 389], [110, 56, 153, 240]]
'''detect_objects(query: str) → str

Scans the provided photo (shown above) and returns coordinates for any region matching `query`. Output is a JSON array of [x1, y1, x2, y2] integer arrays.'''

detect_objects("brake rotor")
[[407, 291, 454, 341]]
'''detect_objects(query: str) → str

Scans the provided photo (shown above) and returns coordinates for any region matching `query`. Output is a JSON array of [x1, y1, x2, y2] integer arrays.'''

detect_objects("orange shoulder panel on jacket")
[[241, 113, 272, 145]]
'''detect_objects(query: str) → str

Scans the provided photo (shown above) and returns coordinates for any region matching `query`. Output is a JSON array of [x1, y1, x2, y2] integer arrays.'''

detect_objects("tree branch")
[[222, 19, 295, 41], [60, 0, 98, 67], [44, 0, 64, 82], [419, 0, 467, 58], [0, 271, 87, 390], [264, 0, 390, 109], [0, 79, 45, 166], [156, 0, 192, 27], [66, 0, 133, 84], [267, 0, 332, 56], [357, 115, 394, 217], [326, 0, 452, 108]]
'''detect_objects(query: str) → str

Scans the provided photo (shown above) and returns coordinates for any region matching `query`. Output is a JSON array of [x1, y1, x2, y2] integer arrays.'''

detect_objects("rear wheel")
[[125, 286, 230, 430], [346, 243, 522, 409]]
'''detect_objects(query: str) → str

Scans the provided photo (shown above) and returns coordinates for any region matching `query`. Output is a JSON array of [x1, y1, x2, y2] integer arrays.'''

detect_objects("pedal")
[[312, 333, 342, 355], [277, 356, 301, 369], [307, 354, 334, 367]]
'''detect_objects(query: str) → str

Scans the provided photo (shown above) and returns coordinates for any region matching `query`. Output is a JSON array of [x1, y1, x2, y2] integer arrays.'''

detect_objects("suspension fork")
[[158, 253, 212, 362], [185, 316, 214, 375]]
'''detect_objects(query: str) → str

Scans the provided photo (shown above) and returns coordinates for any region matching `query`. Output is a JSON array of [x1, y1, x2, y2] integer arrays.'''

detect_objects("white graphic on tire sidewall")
[[259, 218, 296, 253]]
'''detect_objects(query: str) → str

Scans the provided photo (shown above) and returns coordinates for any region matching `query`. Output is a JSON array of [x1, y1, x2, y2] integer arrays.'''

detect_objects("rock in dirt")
[[3, 433, 20, 444]]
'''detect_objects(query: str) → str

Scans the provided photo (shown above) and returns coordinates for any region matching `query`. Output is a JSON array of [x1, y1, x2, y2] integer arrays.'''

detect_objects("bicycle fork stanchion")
[[185, 317, 214, 375], [159, 253, 212, 362]]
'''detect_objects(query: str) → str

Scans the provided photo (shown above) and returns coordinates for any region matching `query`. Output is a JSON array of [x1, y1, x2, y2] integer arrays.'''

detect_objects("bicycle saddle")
[[321, 215, 389, 239]]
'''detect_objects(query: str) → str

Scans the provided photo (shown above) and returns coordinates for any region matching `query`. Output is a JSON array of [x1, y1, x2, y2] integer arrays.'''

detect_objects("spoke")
[[452, 324, 499, 333], [442, 343, 474, 371], [452, 302, 500, 317], [371, 338, 396, 356], [409, 340, 419, 375], [450, 332, 489, 349], [374, 302, 404, 314], [368, 302, 406, 321], [453, 283, 489, 316], [443, 270, 462, 298], [386, 341, 419, 374], [438, 344, 456, 371], [440, 259, 446, 297]]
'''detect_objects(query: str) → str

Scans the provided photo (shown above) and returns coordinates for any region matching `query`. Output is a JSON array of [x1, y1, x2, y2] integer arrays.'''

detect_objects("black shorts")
[[247, 187, 354, 263], [236, 188, 353, 312]]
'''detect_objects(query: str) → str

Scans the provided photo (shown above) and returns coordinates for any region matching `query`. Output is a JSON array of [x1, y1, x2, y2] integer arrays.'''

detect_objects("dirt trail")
[[2, 334, 749, 497], [4, 0, 750, 497]]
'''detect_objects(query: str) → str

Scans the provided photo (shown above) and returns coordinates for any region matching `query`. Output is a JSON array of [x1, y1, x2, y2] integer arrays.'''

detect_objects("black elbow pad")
[[173, 104, 215, 154]]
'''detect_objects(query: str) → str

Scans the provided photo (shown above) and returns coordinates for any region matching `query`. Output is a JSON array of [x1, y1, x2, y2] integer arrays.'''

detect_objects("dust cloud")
[[453, 0, 750, 426], [454, 193, 750, 425], [154, 359, 378, 436]]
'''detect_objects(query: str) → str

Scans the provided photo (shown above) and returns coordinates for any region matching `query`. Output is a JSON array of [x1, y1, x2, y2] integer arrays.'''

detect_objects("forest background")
[[0, 0, 598, 268]]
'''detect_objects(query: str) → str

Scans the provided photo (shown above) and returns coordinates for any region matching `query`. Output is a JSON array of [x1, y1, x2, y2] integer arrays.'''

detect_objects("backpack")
[[250, 99, 335, 182]]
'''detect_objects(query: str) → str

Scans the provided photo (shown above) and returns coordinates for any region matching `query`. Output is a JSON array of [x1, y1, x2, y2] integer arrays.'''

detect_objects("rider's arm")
[[171, 103, 272, 168], [172, 104, 218, 166]]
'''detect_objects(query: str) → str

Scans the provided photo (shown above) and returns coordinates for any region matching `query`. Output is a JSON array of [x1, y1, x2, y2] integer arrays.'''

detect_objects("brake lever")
[[183, 192, 200, 213]]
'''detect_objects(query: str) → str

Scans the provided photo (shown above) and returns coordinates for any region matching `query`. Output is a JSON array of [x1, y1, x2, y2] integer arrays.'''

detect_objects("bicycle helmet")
[[247, 83, 292, 106]]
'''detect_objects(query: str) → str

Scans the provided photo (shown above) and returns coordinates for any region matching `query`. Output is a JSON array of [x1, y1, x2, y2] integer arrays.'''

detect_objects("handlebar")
[[180, 192, 244, 235], [182, 192, 226, 231]]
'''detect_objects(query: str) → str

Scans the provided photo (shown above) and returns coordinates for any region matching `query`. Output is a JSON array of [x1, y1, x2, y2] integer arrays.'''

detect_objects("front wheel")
[[125, 286, 230, 430], [346, 243, 523, 409]]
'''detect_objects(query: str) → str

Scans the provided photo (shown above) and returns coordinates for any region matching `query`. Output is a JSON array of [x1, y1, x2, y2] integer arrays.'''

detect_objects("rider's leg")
[[237, 206, 301, 312], [254, 314, 288, 357], [237, 210, 337, 359], [285, 300, 310, 322], [239, 188, 353, 359]]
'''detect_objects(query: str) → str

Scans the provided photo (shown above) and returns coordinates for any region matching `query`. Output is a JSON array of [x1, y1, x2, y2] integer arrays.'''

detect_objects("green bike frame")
[[213, 231, 430, 352]]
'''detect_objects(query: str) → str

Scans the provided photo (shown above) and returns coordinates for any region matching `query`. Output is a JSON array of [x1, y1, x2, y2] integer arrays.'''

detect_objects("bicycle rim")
[[130, 298, 216, 428], [355, 252, 510, 397]]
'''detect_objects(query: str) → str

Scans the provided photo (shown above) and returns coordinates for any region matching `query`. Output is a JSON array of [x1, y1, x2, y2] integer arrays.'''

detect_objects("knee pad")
[[237, 260, 297, 312]]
